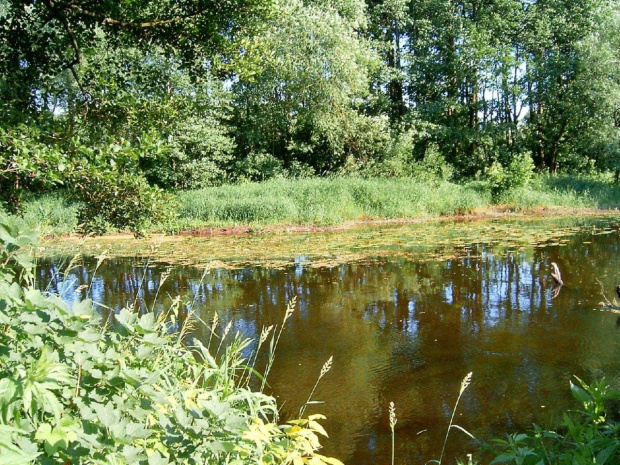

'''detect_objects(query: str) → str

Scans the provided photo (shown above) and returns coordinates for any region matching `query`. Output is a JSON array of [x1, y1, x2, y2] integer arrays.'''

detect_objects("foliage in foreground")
[[488, 377, 620, 464], [0, 224, 341, 464]]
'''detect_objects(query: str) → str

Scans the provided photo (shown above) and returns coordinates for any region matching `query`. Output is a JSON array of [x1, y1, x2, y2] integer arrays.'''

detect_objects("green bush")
[[488, 377, 620, 464], [71, 171, 176, 236], [486, 153, 535, 200], [0, 224, 341, 464]]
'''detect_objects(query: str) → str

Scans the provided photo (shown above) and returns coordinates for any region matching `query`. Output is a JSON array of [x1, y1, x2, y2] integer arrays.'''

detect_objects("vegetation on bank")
[[4, 0, 620, 235], [0, 225, 341, 464], [1, 173, 618, 237], [486, 376, 620, 464]]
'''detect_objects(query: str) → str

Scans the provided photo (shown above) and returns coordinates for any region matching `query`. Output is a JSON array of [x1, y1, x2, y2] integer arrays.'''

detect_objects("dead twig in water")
[[594, 278, 620, 314], [550, 262, 564, 299], [551, 262, 564, 286]]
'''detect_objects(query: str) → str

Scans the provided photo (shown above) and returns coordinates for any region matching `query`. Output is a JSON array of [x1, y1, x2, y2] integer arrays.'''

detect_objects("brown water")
[[38, 218, 620, 464]]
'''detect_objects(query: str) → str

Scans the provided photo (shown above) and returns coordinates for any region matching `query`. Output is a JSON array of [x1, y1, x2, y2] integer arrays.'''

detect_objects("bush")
[[488, 377, 620, 464], [233, 151, 287, 182], [71, 171, 176, 236], [486, 153, 535, 200], [0, 224, 341, 464]]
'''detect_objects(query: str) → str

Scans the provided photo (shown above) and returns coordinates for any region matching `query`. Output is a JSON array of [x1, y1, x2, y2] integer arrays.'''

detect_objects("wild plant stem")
[[438, 372, 472, 465], [261, 297, 296, 391], [300, 356, 332, 418]]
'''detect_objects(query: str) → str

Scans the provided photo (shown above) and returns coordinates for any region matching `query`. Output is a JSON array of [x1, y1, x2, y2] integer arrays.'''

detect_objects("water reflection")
[[38, 227, 620, 464]]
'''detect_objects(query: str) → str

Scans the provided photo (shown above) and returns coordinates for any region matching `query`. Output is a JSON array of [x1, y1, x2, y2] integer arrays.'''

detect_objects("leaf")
[[490, 453, 516, 464], [116, 308, 137, 330], [450, 424, 476, 440], [0, 439, 41, 465], [570, 380, 592, 407], [314, 455, 345, 465], [308, 420, 328, 437], [125, 422, 152, 440], [596, 444, 618, 464], [137, 313, 156, 332], [93, 402, 119, 429], [148, 451, 170, 465]]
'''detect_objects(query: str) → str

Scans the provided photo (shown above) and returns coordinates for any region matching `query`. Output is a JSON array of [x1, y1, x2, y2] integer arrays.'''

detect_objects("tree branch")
[[65, 2, 208, 29]]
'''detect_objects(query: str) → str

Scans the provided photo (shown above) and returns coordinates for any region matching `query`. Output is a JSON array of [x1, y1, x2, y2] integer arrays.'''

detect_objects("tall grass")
[[172, 174, 620, 230], [0, 193, 79, 235], [173, 177, 489, 230], [6, 174, 620, 236]]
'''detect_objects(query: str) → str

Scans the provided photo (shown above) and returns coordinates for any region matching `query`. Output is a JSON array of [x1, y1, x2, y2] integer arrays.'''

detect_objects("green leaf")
[[93, 402, 119, 429], [570, 380, 592, 407], [595, 444, 618, 464], [0, 439, 41, 465], [147, 451, 169, 465]]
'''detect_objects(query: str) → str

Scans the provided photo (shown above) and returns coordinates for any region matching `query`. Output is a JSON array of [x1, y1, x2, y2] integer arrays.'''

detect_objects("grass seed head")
[[260, 325, 274, 344], [460, 372, 473, 394], [389, 402, 397, 429], [320, 356, 333, 378]]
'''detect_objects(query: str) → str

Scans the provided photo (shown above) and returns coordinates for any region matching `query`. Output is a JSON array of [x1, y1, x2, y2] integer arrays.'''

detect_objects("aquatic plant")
[[0, 224, 342, 464]]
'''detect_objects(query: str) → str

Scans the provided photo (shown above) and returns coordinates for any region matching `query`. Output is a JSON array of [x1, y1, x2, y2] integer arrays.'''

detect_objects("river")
[[38, 216, 620, 464]]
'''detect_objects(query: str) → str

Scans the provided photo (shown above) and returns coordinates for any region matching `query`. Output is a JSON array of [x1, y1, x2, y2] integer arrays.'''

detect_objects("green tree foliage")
[[3, 0, 620, 231], [232, 0, 383, 175], [366, 0, 620, 176], [0, 0, 268, 231]]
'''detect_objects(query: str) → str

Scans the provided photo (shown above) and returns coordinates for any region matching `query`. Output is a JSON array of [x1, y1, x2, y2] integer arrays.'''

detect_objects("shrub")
[[488, 377, 620, 464], [0, 224, 341, 464], [71, 171, 176, 236], [486, 153, 534, 200]]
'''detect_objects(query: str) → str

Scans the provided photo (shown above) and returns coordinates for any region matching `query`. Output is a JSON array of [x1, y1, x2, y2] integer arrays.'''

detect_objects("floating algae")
[[40, 214, 620, 269]]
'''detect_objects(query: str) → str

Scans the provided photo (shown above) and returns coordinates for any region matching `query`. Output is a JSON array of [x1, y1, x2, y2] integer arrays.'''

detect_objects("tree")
[[232, 0, 382, 175], [0, 0, 269, 230]]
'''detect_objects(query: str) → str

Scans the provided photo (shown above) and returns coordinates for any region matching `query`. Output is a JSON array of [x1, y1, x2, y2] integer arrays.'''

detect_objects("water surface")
[[38, 217, 620, 464]]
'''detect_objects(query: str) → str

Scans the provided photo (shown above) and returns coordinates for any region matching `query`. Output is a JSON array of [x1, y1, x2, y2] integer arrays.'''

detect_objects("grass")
[[4, 174, 620, 236], [172, 177, 489, 230], [0, 193, 80, 236]]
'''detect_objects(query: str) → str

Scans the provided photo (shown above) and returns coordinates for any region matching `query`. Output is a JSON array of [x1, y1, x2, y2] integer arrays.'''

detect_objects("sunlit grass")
[[5, 174, 620, 236], [173, 177, 489, 230], [0, 193, 79, 236]]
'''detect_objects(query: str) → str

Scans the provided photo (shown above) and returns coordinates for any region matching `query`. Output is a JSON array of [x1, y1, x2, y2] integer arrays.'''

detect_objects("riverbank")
[[3, 174, 620, 238]]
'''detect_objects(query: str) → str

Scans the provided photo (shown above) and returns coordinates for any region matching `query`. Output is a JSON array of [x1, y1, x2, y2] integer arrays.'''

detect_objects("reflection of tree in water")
[[36, 231, 620, 464]]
